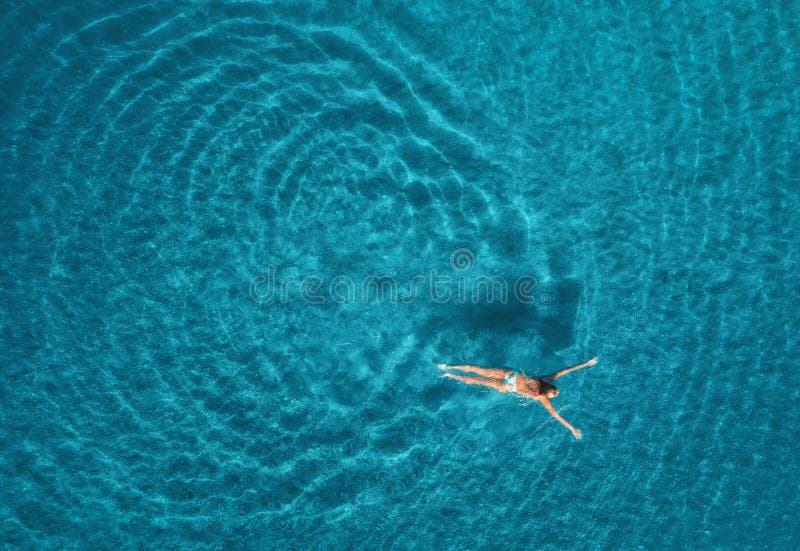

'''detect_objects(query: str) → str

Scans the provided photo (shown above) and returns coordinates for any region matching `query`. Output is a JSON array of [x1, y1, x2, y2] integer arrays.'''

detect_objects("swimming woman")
[[438, 357, 598, 439]]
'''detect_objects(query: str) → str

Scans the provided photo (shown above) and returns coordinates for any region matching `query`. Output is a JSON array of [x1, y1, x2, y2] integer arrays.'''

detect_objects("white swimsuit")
[[503, 371, 518, 392]]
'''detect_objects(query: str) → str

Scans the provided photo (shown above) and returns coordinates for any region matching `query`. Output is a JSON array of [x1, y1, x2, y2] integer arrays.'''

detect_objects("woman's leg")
[[442, 373, 508, 392], [438, 364, 510, 379]]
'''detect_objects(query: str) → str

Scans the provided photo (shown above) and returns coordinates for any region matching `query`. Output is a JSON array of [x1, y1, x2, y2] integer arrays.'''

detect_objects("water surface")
[[2, 1, 799, 548]]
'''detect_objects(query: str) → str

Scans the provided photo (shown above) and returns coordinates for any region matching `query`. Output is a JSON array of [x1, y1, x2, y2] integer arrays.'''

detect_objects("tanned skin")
[[438, 357, 598, 439]]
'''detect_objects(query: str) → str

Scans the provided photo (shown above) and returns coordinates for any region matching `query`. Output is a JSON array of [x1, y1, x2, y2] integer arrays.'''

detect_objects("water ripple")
[[3, 0, 799, 548]]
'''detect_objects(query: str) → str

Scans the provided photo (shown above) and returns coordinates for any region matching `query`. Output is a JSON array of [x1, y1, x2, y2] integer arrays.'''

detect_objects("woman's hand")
[[572, 428, 583, 439]]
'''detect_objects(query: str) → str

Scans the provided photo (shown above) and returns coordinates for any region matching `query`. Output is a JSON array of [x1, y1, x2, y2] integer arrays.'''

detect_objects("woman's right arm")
[[539, 397, 582, 439]]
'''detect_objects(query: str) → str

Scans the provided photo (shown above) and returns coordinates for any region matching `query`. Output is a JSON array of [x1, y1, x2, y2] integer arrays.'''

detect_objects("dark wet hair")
[[539, 380, 557, 395]]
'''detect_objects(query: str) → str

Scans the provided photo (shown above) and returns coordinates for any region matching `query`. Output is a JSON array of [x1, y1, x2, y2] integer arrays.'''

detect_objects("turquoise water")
[[2, 1, 799, 548]]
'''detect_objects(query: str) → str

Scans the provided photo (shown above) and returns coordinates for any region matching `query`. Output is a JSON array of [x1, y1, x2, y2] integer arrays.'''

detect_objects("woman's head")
[[539, 380, 559, 398]]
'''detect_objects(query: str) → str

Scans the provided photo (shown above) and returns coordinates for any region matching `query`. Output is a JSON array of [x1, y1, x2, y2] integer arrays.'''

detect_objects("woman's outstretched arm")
[[540, 357, 597, 382], [538, 397, 582, 439]]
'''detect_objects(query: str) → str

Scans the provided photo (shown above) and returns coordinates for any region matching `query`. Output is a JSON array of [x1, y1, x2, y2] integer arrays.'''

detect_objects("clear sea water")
[[2, 1, 799, 549]]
